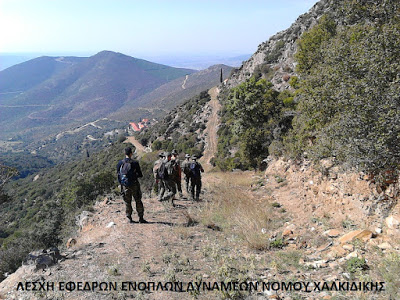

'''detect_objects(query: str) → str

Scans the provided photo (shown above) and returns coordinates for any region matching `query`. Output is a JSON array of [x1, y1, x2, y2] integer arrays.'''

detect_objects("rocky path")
[[201, 86, 220, 168]]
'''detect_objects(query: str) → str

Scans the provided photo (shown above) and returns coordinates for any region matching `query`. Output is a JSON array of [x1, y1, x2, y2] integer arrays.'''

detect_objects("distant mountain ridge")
[[0, 51, 195, 140], [0, 56, 85, 95], [111, 64, 232, 121]]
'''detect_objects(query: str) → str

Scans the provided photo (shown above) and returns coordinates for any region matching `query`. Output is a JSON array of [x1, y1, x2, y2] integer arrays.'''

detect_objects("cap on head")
[[191, 155, 197, 160], [185, 154, 190, 158], [125, 147, 133, 156], [171, 149, 178, 155], [158, 152, 164, 158]]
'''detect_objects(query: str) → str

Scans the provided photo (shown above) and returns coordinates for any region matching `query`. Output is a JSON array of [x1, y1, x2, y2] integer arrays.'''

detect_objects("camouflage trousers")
[[160, 179, 176, 204], [122, 181, 144, 218], [190, 177, 202, 200], [184, 176, 190, 193], [157, 180, 165, 201], [174, 177, 183, 197]]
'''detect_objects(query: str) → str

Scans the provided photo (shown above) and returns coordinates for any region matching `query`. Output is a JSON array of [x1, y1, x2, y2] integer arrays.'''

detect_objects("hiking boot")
[[139, 217, 148, 224], [126, 216, 134, 223]]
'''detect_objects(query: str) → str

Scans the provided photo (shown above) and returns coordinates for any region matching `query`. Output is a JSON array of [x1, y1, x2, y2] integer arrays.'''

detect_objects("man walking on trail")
[[153, 152, 165, 201], [171, 149, 183, 199], [181, 154, 191, 194], [189, 155, 204, 201], [159, 152, 177, 206], [117, 147, 147, 223]]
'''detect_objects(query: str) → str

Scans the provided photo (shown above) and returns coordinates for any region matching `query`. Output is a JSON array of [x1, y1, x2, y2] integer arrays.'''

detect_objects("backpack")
[[153, 159, 162, 179], [157, 161, 168, 180], [182, 161, 191, 176], [119, 159, 135, 187], [171, 160, 180, 177], [190, 162, 201, 178]]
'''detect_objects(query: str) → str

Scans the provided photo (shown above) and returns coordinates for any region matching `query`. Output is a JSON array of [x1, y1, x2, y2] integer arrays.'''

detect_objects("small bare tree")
[[0, 164, 18, 190]]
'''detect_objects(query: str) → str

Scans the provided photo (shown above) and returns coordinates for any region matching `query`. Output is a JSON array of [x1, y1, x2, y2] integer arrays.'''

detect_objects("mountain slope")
[[221, 0, 400, 177], [0, 51, 195, 140], [226, 0, 330, 91], [0, 56, 85, 99], [134, 90, 212, 157], [110, 64, 232, 121]]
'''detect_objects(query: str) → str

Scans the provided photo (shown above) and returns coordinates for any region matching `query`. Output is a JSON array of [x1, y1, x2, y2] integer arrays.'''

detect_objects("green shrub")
[[270, 238, 285, 249], [265, 40, 285, 63], [346, 257, 368, 274], [215, 77, 293, 170], [286, 6, 400, 175]]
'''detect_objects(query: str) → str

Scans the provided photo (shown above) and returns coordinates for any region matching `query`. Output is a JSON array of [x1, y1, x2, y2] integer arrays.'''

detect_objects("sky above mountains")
[[1, 0, 319, 58]]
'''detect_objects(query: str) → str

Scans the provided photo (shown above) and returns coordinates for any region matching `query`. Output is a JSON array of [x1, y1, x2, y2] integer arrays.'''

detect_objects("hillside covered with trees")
[[216, 0, 400, 180]]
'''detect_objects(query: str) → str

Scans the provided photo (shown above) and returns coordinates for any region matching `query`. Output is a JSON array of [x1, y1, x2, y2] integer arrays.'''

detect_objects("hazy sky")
[[0, 0, 319, 57]]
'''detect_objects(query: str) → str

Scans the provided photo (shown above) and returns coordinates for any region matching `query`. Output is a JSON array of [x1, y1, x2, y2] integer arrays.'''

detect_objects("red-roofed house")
[[129, 122, 140, 132]]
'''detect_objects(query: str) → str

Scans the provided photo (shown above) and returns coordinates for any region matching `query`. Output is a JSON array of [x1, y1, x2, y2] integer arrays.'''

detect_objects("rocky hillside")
[[226, 0, 329, 91], [134, 90, 213, 157], [217, 0, 400, 175]]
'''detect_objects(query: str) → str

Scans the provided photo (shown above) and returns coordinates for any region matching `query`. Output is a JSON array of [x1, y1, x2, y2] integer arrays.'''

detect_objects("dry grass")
[[268, 250, 303, 273], [172, 225, 195, 240], [197, 171, 282, 250], [232, 205, 274, 250]]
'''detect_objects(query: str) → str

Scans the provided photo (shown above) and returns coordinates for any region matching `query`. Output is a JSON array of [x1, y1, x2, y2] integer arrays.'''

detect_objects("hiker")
[[117, 147, 147, 223], [153, 152, 165, 201], [171, 149, 183, 198], [158, 152, 177, 206], [189, 155, 204, 201], [181, 154, 191, 193]]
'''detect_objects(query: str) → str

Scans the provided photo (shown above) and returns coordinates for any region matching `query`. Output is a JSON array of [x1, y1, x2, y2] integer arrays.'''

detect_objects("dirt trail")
[[0, 192, 212, 300], [201, 86, 220, 169], [181, 75, 189, 89], [125, 136, 146, 154]]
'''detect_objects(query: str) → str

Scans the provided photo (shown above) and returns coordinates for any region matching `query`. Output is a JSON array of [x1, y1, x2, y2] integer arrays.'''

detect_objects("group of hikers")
[[153, 149, 204, 204], [117, 147, 204, 223]]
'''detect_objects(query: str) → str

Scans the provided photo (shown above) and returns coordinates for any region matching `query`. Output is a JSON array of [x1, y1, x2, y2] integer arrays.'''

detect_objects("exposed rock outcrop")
[[226, 0, 330, 91], [23, 248, 62, 271]]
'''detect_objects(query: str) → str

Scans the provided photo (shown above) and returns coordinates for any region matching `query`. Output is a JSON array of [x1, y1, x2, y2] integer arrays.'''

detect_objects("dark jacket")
[[117, 157, 143, 185]]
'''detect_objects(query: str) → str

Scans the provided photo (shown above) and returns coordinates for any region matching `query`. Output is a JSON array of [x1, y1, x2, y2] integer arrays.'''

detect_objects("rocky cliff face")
[[226, 0, 330, 91]]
